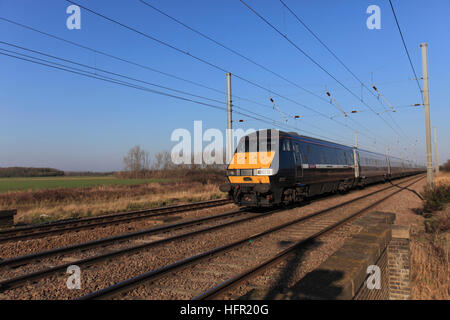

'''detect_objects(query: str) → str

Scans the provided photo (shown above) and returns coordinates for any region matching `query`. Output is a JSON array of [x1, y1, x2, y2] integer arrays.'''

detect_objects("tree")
[[153, 151, 176, 170], [123, 145, 150, 173], [441, 159, 450, 172]]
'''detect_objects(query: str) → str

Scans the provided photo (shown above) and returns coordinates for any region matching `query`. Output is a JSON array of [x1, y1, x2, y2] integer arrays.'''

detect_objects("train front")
[[220, 130, 279, 207]]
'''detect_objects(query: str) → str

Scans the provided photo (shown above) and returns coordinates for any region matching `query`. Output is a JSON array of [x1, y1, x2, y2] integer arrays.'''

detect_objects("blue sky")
[[0, 0, 448, 171]]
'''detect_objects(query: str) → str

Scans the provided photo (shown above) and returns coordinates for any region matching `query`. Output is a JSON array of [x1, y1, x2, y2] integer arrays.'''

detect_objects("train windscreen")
[[235, 132, 278, 153]]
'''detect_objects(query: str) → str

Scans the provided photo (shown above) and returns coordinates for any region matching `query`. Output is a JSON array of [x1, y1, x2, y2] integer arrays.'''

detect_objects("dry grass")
[[421, 172, 450, 213], [0, 168, 227, 225], [411, 173, 449, 299], [435, 171, 450, 187], [411, 225, 449, 300], [1, 181, 224, 225]]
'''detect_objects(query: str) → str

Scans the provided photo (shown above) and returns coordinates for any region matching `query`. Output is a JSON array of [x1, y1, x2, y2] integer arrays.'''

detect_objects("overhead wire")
[[62, 0, 388, 148], [0, 45, 352, 146], [279, 0, 415, 145], [239, 0, 409, 148], [388, 0, 424, 104]]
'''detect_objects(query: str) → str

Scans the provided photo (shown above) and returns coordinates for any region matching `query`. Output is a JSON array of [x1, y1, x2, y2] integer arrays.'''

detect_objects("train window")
[[335, 150, 342, 165], [301, 144, 309, 163], [236, 136, 249, 153], [342, 150, 348, 165], [294, 143, 301, 161], [327, 147, 338, 164], [236, 134, 277, 153], [343, 151, 349, 164], [346, 151, 353, 165], [294, 143, 300, 161], [335, 150, 344, 165], [257, 132, 276, 152], [306, 144, 319, 164], [281, 139, 291, 152], [320, 147, 327, 164], [334, 150, 340, 164], [236, 136, 256, 153]]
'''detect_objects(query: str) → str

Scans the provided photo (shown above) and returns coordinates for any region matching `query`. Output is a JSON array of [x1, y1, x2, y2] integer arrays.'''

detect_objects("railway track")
[[0, 198, 232, 243], [0, 206, 284, 291], [75, 174, 423, 300], [0, 207, 256, 269]]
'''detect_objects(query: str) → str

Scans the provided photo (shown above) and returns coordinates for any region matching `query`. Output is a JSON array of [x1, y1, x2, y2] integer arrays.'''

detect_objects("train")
[[220, 129, 425, 207]]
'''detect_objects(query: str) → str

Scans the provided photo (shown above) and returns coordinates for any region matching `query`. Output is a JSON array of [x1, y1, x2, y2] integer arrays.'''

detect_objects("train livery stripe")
[[302, 164, 354, 169]]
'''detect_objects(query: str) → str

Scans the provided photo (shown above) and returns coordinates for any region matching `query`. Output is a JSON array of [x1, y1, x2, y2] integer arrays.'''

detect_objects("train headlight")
[[227, 169, 239, 176], [255, 168, 274, 176]]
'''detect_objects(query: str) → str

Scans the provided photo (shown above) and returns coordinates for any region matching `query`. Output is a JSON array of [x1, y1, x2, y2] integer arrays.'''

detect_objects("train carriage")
[[357, 149, 389, 184]]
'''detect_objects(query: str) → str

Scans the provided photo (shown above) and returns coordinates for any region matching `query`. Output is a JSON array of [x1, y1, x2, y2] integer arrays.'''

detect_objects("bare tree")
[[153, 152, 164, 170], [441, 159, 450, 172], [123, 145, 150, 173], [153, 151, 174, 170]]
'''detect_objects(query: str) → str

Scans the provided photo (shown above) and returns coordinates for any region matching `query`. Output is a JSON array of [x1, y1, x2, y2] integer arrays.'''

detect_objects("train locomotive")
[[220, 129, 425, 207]]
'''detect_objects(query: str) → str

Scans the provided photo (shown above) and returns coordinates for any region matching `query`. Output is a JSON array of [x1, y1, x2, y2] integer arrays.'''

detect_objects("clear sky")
[[1, 0, 449, 171]]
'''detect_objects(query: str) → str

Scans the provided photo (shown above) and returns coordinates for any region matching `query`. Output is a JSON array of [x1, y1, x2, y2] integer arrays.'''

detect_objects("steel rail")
[[77, 174, 422, 300], [0, 207, 249, 269], [0, 207, 285, 292], [0, 199, 232, 243], [193, 175, 424, 300]]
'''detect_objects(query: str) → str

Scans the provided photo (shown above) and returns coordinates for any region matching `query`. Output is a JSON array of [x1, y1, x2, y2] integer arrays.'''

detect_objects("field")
[[0, 172, 225, 225], [0, 176, 170, 193]]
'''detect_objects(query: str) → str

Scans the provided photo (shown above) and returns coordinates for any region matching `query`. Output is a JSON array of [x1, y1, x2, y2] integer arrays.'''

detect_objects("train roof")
[[249, 129, 418, 164], [278, 130, 353, 150]]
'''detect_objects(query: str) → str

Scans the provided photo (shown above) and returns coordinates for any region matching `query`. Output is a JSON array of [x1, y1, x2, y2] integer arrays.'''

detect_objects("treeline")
[[64, 171, 115, 177], [440, 159, 450, 172], [0, 167, 64, 178], [118, 146, 227, 184]]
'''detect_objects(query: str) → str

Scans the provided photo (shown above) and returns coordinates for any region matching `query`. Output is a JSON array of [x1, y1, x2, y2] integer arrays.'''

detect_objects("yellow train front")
[[220, 129, 281, 206]]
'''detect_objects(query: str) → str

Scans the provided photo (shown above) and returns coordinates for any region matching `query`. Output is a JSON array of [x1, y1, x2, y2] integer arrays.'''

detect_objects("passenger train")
[[220, 130, 425, 207]]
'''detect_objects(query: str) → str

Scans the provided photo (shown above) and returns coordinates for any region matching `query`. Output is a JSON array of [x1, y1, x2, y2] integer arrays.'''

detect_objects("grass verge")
[[1, 180, 225, 225], [411, 173, 449, 300]]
